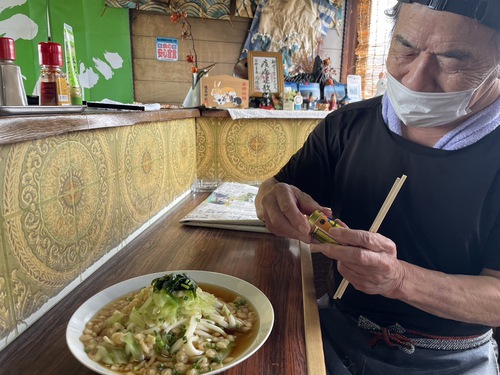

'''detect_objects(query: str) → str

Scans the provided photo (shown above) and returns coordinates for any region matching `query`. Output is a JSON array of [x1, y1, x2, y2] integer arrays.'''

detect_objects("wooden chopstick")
[[333, 175, 407, 299]]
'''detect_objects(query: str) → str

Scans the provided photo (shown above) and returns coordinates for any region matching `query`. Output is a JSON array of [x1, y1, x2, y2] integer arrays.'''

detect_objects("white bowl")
[[66, 270, 274, 375]]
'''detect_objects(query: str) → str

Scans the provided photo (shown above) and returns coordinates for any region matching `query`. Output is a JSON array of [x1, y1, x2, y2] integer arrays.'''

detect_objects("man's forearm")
[[394, 262, 500, 327]]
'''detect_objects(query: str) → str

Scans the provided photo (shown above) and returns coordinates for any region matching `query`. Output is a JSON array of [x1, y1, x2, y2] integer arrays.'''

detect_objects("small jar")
[[282, 87, 294, 111], [38, 42, 70, 106], [308, 210, 342, 244], [293, 91, 303, 110], [0, 37, 27, 106]]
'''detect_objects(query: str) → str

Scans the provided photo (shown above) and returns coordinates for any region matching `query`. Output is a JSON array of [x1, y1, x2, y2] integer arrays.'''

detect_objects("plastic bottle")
[[329, 93, 338, 111], [308, 92, 315, 110], [282, 87, 294, 111], [0, 37, 27, 106], [38, 42, 70, 106], [63, 23, 83, 105], [293, 91, 303, 111]]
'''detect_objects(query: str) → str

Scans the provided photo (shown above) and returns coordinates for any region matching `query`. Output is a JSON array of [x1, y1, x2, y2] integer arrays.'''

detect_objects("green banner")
[[0, 0, 133, 103]]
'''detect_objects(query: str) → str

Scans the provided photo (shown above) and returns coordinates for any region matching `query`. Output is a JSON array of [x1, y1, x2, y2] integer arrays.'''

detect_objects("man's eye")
[[437, 56, 466, 71], [398, 50, 417, 59], [395, 44, 416, 55], [441, 51, 470, 62]]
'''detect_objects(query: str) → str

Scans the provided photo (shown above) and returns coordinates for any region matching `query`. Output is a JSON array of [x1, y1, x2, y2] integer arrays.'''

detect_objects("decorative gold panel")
[[168, 119, 197, 200], [0, 118, 197, 347], [196, 117, 320, 183], [0, 233, 14, 342], [5, 137, 93, 287], [195, 118, 219, 181], [118, 122, 165, 234], [2, 132, 115, 327]]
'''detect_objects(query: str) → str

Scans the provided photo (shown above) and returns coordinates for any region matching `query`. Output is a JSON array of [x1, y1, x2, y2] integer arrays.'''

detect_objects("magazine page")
[[180, 182, 269, 232]]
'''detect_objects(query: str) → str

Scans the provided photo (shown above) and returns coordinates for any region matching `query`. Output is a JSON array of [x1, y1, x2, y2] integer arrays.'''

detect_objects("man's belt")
[[358, 315, 493, 354]]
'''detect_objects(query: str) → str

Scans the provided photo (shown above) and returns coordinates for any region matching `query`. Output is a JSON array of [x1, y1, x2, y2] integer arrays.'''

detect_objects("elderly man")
[[256, 0, 500, 373]]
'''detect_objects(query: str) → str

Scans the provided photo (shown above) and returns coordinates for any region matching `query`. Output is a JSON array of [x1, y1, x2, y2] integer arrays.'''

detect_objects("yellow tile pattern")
[[0, 119, 197, 347], [196, 117, 319, 183]]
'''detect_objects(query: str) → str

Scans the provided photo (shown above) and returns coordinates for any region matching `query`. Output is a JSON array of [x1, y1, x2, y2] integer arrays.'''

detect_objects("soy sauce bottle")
[[38, 42, 70, 106]]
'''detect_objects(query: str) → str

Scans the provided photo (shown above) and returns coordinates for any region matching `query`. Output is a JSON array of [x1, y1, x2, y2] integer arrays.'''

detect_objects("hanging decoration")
[[239, 0, 343, 77], [104, 0, 231, 20], [234, 0, 259, 18]]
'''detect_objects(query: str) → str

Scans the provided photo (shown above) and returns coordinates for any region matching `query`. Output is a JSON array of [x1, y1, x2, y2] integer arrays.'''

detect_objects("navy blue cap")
[[398, 0, 499, 31]]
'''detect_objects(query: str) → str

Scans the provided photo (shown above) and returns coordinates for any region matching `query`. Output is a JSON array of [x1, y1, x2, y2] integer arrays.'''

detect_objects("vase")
[[182, 83, 201, 108], [182, 72, 200, 108]]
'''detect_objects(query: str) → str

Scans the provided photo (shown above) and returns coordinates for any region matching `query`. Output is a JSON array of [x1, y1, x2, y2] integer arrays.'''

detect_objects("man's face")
[[386, 3, 499, 99]]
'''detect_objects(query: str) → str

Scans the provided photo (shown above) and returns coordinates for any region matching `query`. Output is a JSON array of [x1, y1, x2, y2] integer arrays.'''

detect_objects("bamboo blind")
[[354, 0, 397, 99]]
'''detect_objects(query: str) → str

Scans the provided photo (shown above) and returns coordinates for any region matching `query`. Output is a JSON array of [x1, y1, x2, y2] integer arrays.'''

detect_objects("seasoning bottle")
[[308, 210, 343, 244], [293, 91, 303, 111], [38, 42, 70, 106], [282, 87, 294, 111], [308, 92, 315, 110], [0, 37, 27, 106], [329, 93, 338, 111]]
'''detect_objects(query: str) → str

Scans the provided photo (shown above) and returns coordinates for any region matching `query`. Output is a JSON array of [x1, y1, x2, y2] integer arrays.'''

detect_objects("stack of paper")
[[180, 182, 269, 233]]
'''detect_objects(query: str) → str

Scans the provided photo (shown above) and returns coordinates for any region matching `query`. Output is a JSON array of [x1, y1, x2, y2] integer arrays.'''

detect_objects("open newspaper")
[[180, 182, 269, 233]]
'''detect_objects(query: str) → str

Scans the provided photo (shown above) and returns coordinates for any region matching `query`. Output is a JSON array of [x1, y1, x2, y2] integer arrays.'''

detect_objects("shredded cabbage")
[[81, 273, 256, 374]]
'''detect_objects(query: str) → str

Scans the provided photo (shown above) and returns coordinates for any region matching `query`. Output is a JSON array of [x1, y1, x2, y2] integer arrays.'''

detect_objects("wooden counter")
[[0, 108, 200, 145], [0, 192, 325, 375]]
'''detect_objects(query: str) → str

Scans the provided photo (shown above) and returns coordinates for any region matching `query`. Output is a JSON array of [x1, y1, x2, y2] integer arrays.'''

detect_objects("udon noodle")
[[80, 273, 257, 375]]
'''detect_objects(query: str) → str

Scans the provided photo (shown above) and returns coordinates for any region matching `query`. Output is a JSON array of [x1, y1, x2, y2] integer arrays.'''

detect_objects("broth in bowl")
[[80, 273, 258, 375]]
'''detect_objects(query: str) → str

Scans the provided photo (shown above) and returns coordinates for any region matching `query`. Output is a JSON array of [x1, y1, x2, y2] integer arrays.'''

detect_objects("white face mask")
[[386, 70, 495, 127]]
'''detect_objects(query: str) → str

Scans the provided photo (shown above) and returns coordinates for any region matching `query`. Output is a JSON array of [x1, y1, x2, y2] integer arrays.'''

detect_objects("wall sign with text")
[[247, 51, 284, 97], [156, 37, 179, 61]]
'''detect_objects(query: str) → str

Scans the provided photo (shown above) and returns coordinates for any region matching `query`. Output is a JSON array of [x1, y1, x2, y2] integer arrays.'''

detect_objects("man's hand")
[[313, 227, 500, 326], [311, 228, 405, 298], [256, 178, 331, 243]]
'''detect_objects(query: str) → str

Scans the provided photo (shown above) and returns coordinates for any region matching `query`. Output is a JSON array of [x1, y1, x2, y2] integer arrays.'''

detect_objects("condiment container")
[[38, 42, 70, 106], [63, 23, 83, 105], [282, 86, 294, 111], [308, 210, 342, 244], [0, 37, 27, 106], [324, 84, 338, 110], [293, 91, 303, 110]]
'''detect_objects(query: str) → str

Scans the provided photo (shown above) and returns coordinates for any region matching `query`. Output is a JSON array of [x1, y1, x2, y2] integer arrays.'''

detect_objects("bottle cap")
[[0, 37, 16, 60], [38, 42, 63, 67]]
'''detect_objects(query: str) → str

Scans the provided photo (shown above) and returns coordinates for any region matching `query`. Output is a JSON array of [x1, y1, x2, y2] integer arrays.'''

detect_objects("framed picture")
[[247, 51, 284, 97]]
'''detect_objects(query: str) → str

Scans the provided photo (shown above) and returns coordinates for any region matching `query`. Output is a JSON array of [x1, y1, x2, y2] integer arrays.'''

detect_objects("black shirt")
[[275, 96, 500, 336]]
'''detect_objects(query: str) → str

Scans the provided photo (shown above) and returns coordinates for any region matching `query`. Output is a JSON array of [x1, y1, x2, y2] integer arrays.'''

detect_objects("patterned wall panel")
[[0, 118, 197, 349], [168, 119, 198, 200], [196, 117, 220, 182], [117, 122, 166, 235], [67, 130, 118, 267], [0, 231, 13, 343], [196, 117, 320, 183], [1, 132, 116, 329]]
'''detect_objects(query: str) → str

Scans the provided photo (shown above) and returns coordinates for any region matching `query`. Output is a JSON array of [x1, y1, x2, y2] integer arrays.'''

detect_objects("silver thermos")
[[0, 37, 27, 106]]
